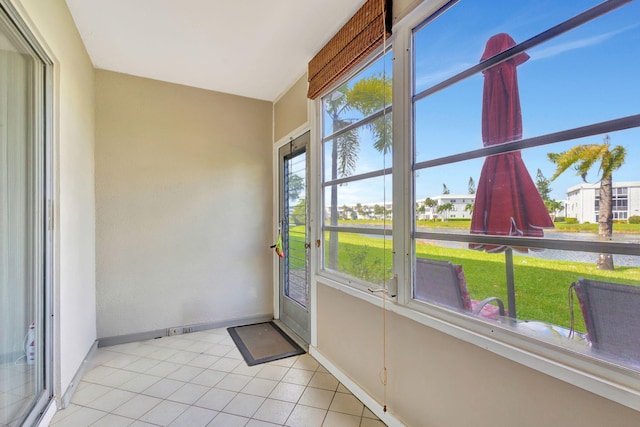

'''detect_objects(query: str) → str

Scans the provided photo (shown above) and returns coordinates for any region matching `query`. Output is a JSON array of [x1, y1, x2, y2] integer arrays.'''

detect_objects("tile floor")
[[49, 328, 386, 427]]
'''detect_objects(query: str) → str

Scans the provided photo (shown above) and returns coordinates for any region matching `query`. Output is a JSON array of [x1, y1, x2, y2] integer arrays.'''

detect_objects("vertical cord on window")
[[380, 0, 389, 413]]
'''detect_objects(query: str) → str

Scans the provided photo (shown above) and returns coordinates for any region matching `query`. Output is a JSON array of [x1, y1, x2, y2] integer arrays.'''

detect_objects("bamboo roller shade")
[[307, 0, 392, 100]]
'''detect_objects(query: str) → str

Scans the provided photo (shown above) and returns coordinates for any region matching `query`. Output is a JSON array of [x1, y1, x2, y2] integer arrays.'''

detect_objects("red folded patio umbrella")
[[470, 33, 554, 317]]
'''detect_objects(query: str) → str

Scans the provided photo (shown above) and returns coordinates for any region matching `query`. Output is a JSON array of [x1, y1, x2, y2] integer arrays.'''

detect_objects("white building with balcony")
[[565, 181, 640, 223], [419, 194, 476, 220]]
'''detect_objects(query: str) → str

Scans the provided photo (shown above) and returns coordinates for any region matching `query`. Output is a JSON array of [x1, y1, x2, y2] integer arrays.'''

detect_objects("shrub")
[[565, 217, 578, 224], [629, 215, 640, 224], [554, 216, 565, 223]]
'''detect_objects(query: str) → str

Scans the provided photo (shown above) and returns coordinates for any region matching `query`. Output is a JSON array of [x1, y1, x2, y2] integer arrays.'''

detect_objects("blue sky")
[[324, 0, 639, 206]]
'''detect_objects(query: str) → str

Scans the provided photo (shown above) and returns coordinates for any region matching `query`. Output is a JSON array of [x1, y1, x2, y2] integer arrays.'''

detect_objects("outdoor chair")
[[570, 278, 640, 363], [415, 258, 505, 320]]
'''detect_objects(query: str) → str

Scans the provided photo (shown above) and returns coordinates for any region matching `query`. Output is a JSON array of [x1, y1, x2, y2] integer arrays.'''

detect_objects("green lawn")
[[286, 224, 640, 332]]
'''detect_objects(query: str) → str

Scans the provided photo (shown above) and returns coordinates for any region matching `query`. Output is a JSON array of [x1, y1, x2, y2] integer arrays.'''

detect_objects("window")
[[0, 1, 52, 425], [412, 0, 639, 379], [317, 0, 640, 408], [321, 51, 392, 286]]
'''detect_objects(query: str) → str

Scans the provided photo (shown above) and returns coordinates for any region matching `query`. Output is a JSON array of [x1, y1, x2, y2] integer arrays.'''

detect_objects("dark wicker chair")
[[571, 278, 640, 363], [415, 258, 505, 319]]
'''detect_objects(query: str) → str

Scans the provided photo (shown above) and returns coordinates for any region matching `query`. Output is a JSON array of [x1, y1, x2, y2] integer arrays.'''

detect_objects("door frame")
[[273, 128, 312, 344]]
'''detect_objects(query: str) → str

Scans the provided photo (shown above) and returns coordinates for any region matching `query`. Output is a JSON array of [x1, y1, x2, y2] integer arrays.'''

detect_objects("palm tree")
[[464, 203, 474, 217], [437, 202, 454, 222], [547, 135, 626, 270], [424, 197, 437, 220], [325, 74, 392, 269]]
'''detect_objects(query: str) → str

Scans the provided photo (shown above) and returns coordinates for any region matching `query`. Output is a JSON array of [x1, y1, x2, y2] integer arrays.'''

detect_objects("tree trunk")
[[597, 175, 614, 270]]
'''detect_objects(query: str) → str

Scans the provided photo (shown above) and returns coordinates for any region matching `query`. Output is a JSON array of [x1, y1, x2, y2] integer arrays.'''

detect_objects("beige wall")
[[95, 71, 273, 338], [274, 73, 309, 142], [16, 0, 97, 395], [317, 284, 640, 427]]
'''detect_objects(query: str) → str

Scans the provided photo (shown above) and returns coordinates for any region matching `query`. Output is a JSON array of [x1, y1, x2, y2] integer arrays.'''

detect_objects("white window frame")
[[0, 0, 54, 425], [315, 0, 640, 413]]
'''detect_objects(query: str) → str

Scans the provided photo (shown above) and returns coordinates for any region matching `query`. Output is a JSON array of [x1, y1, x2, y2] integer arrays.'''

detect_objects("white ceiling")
[[65, 0, 365, 102]]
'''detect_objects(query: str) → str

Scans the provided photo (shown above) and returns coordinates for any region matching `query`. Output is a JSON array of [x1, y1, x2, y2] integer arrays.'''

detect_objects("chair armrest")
[[472, 297, 505, 317]]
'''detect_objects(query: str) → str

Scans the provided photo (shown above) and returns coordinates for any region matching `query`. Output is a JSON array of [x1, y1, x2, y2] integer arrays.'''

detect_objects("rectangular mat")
[[227, 321, 305, 366]]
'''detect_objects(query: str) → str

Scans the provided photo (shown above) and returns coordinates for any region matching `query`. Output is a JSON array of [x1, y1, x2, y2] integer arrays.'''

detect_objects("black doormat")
[[227, 321, 305, 366]]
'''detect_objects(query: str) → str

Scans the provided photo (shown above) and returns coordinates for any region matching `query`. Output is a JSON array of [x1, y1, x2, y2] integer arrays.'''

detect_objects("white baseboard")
[[97, 314, 273, 347], [61, 340, 98, 408]]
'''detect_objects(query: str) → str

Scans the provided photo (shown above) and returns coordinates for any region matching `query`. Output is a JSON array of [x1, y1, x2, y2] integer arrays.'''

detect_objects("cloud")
[[414, 61, 474, 90], [531, 25, 638, 60]]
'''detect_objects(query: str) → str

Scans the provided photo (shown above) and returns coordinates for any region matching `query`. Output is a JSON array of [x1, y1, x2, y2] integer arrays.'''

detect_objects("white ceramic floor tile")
[[82, 366, 120, 383], [92, 368, 139, 388], [285, 404, 327, 427], [103, 353, 141, 369], [267, 356, 298, 368], [322, 410, 361, 427], [207, 412, 250, 427], [268, 382, 306, 403], [49, 404, 82, 424], [307, 372, 338, 391], [187, 354, 220, 369], [231, 363, 264, 377], [256, 365, 288, 381], [252, 398, 295, 425], [291, 355, 319, 371], [223, 393, 265, 418], [167, 405, 218, 427], [145, 361, 182, 378], [147, 347, 180, 361], [216, 373, 253, 392], [69, 382, 114, 406], [184, 341, 214, 353], [241, 378, 278, 397], [224, 348, 245, 360], [124, 357, 161, 374], [328, 392, 363, 416], [85, 388, 137, 412], [166, 365, 205, 382], [166, 350, 199, 365], [88, 349, 122, 366], [194, 388, 237, 411], [89, 413, 134, 427], [337, 384, 352, 394], [167, 383, 210, 405], [139, 399, 189, 425], [67, 334, 388, 427], [245, 419, 281, 427], [298, 387, 334, 410], [118, 373, 162, 393], [51, 406, 106, 426], [210, 357, 242, 372], [281, 369, 313, 386], [129, 421, 158, 427], [143, 378, 185, 399], [205, 344, 235, 357], [360, 418, 387, 427], [112, 394, 162, 419], [190, 369, 227, 387]]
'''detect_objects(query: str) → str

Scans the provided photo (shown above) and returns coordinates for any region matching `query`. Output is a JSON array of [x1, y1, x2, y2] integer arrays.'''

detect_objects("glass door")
[[278, 132, 310, 343], [0, 3, 52, 426]]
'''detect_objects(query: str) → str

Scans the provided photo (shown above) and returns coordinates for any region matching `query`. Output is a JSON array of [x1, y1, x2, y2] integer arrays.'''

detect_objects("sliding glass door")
[[0, 2, 52, 425]]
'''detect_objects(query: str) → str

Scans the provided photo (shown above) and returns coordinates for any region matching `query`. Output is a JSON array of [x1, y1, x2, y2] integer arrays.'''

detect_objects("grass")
[[287, 224, 639, 332]]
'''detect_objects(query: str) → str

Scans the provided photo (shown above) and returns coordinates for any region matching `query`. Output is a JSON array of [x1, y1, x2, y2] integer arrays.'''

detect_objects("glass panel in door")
[[0, 5, 50, 426], [279, 132, 310, 343]]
